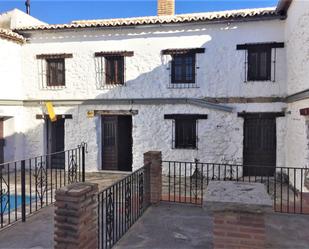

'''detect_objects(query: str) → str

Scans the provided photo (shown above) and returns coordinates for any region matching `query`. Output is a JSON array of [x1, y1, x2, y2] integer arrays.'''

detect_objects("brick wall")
[[213, 211, 266, 249], [157, 0, 175, 15], [54, 182, 99, 249], [144, 151, 162, 204]]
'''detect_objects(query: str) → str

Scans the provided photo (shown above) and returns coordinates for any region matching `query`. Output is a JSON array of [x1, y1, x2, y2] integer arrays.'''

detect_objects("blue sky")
[[0, 0, 279, 24]]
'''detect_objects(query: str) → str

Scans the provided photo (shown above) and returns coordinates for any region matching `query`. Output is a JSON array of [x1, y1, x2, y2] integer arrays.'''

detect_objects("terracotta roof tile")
[[16, 7, 278, 31], [0, 28, 26, 43]]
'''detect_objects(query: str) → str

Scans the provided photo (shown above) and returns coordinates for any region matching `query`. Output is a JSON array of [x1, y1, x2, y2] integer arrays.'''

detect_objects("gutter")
[[286, 89, 309, 103], [0, 98, 233, 113]]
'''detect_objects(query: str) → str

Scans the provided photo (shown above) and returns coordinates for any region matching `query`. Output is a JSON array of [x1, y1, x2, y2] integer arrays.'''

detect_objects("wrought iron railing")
[[0, 143, 87, 229], [98, 164, 150, 249], [161, 160, 309, 214]]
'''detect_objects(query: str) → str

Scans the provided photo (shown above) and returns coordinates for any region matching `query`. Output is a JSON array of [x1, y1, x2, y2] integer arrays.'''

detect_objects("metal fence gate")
[[161, 160, 309, 215], [0, 143, 87, 229]]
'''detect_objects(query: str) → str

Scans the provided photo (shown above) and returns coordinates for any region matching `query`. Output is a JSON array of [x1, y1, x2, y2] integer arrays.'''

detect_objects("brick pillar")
[[144, 151, 162, 205], [213, 212, 266, 249], [205, 181, 273, 249], [54, 182, 99, 249]]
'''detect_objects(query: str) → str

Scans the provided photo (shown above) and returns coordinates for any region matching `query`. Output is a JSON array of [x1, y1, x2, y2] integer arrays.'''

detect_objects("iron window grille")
[[36, 54, 72, 90], [162, 48, 205, 89], [171, 53, 196, 84], [94, 51, 133, 89], [236, 42, 284, 83], [165, 114, 208, 150]]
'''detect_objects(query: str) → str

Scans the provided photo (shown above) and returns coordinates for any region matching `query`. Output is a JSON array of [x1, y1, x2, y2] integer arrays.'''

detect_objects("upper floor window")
[[46, 58, 65, 86], [105, 56, 124, 85], [94, 51, 134, 89], [171, 53, 195, 84], [36, 53, 73, 89], [236, 42, 284, 82], [164, 114, 208, 149], [247, 47, 271, 81], [162, 48, 205, 88]]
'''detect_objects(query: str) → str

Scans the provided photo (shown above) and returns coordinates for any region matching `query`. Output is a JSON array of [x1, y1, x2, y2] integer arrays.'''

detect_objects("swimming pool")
[[0, 195, 31, 213]]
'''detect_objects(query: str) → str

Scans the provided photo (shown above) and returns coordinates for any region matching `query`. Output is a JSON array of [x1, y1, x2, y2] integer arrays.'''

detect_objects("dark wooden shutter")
[[247, 47, 271, 81], [175, 119, 196, 148], [46, 58, 65, 86], [105, 56, 124, 85]]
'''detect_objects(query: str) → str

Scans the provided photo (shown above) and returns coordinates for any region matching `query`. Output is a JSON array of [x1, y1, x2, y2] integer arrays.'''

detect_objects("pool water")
[[1, 195, 31, 213]]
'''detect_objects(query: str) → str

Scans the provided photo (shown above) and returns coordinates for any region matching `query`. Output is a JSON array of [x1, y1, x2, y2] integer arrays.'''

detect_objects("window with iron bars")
[[236, 42, 284, 83], [174, 118, 197, 149], [162, 48, 205, 89], [36, 54, 72, 90], [164, 114, 207, 149], [94, 51, 133, 89], [105, 56, 124, 85], [46, 58, 65, 87]]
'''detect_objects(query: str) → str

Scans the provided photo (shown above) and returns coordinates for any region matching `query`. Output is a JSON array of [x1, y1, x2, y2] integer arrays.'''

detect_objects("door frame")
[[100, 114, 133, 171], [238, 112, 284, 176]]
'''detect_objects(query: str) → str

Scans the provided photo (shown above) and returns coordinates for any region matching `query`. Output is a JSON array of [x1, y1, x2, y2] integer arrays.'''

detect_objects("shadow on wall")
[[1, 22, 248, 168], [30, 22, 253, 100]]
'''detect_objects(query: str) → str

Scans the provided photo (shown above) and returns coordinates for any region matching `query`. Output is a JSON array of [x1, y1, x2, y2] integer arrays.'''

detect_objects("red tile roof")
[[0, 28, 25, 43], [16, 7, 279, 32]]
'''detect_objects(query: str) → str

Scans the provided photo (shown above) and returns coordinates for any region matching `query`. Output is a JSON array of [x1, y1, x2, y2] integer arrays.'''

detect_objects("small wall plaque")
[[87, 110, 95, 118]]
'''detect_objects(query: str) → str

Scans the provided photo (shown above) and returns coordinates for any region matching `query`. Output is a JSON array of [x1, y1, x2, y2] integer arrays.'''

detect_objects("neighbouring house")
[[0, 0, 308, 184]]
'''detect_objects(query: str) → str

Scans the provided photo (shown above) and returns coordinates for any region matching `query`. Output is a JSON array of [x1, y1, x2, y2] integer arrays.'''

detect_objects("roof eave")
[[15, 14, 282, 34], [0, 33, 25, 44]]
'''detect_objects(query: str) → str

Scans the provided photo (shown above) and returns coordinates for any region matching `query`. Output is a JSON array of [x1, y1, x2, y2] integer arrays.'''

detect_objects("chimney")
[[158, 0, 175, 16], [25, 0, 30, 15]]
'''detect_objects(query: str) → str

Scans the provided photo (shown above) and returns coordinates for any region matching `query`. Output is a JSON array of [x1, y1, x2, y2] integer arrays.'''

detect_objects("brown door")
[[47, 118, 65, 169], [243, 113, 276, 176], [101, 115, 132, 171], [102, 116, 118, 170], [0, 118, 4, 164]]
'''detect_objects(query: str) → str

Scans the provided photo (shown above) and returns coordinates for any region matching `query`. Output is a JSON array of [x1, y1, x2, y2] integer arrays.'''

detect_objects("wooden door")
[[101, 116, 118, 170], [0, 119, 4, 164], [47, 118, 65, 169], [243, 114, 276, 176]]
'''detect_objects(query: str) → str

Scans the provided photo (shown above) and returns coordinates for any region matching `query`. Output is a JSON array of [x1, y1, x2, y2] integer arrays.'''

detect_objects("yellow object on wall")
[[45, 102, 57, 122]]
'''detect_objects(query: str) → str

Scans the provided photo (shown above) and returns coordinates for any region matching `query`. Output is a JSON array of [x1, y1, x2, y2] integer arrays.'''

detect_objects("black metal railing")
[[161, 160, 309, 214], [0, 142, 87, 229], [98, 164, 150, 249]]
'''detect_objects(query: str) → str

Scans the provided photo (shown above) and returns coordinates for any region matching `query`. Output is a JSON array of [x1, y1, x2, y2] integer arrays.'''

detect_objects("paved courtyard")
[[0, 203, 309, 248], [115, 203, 309, 249]]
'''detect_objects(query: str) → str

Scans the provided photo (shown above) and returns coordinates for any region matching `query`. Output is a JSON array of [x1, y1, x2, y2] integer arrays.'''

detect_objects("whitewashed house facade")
[[0, 0, 308, 182]]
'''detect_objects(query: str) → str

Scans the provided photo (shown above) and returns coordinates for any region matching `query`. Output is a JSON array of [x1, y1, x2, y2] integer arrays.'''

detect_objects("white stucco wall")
[[0, 39, 23, 99], [285, 100, 309, 169], [0, 38, 23, 162], [283, 0, 309, 191], [21, 19, 286, 100], [285, 0, 309, 95], [16, 101, 286, 172], [0, 106, 25, 162], [0, 12, 298, 176], [0, 9, 46, 29], [20, 104, 242, 171]]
